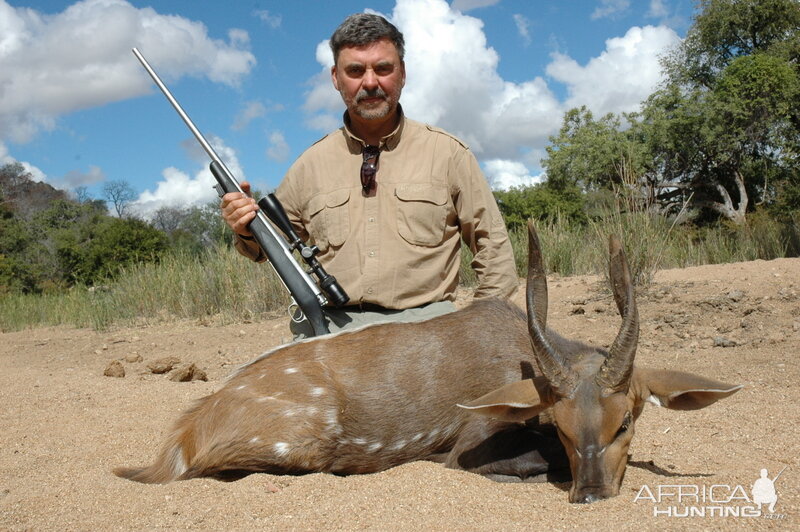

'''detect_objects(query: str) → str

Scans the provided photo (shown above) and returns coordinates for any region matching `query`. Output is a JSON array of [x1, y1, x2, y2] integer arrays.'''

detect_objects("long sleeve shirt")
[[235, 110, 518, 309]]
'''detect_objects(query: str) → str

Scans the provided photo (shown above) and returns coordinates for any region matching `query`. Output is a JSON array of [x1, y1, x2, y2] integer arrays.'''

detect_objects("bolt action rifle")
[[132, 48, 348, 336]]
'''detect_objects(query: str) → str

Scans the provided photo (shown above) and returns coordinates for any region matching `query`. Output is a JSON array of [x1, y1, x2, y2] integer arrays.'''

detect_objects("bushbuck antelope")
[[115, 221, 742, 503]]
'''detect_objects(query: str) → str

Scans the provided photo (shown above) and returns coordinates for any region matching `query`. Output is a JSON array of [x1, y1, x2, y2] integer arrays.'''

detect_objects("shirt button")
[[368, 251, 375, 257], [367, 287, 374, 294], [368, 217, 375, 222]]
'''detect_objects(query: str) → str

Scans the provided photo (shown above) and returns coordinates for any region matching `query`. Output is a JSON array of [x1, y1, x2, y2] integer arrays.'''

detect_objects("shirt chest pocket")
[[306, 189, 351, 250], [395, 184, 449, 247]]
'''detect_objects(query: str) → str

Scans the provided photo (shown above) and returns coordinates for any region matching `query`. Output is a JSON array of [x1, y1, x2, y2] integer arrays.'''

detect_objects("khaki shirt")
[[236, 111, 518, 309]]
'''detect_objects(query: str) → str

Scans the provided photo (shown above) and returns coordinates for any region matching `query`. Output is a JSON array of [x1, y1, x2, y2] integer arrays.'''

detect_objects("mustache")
[[355, 88, 388, 102]]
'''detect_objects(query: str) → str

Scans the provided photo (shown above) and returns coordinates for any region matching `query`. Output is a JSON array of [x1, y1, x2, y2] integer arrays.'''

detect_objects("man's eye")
[[374, 64, 394, 76], [346, 66, 365, 77]]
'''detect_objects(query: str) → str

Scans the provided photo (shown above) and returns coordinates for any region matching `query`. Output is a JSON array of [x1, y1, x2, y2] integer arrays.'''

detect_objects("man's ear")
[[633, 367, 743, 411], [331, 65, 340, 91], [457, 377, 555, 422]]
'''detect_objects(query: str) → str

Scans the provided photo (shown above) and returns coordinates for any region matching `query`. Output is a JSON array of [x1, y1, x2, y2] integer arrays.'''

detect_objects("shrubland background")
[[1, 0, 799, 332]]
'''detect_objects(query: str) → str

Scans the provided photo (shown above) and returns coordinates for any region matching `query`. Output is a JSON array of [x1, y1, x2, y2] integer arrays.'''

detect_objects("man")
[[222, 13, 518, 338]]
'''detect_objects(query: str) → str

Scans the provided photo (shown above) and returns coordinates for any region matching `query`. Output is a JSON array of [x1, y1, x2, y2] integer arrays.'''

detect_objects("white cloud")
[[130, 136, 245, 219], [55, 165, 106, 190], [483, 159, 543, 190], [647, 0, 669, 18], [547, 25, 680, 116], [266, 131, 290, 162], [591, 0, 631, 20], [0, 0, 256, 144], [513, 14, 532, 46], [450, 0, 500, 11], [232, 101, 267, 131], [253, 9, 282, 29], [0, 142, 47, 182]]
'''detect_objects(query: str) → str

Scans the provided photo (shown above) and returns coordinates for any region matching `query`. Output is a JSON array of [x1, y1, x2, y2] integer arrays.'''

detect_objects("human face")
[[331, 38, 405, 125]]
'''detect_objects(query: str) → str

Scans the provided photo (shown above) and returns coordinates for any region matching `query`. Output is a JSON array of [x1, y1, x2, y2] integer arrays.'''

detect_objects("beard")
[[345, 86, 401, 121]]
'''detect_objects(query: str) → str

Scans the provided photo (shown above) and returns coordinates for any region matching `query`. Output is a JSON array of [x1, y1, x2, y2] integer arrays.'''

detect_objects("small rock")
[[169, 363, 208, 382], [726, 290, 745, 302], [125, 353, 143, 363], [103, 360, 125, 378], [713, 336, 738, 348], [147, 357, 181, 374]]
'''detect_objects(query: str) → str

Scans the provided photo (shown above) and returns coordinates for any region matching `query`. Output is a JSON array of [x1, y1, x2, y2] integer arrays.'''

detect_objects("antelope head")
[[461, 221, 742, 503]]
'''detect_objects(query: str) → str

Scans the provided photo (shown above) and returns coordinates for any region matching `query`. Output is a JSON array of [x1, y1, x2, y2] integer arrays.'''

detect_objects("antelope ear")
[[634, 368, 743, 411], [457, 377, 554, 422]]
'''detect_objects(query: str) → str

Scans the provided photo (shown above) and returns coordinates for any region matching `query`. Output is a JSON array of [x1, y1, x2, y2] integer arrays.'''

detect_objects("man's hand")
[[220, 181, 258, 237]]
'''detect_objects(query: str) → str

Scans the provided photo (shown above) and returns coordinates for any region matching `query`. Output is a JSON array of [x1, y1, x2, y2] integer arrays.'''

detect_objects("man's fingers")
[[231, 209, 257, 235], [221, 194, 259, 236]]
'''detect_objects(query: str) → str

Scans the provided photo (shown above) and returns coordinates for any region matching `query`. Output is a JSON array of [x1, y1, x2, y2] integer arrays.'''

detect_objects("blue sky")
[[1, 0, 695, 218]]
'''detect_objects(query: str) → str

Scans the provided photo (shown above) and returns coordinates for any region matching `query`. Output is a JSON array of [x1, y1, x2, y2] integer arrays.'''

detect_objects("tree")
[[640, 0, 800, 224], [74, 217, 168, 284], [494, 184, 587, 230], [102, 180, 137, 218], [543, 107, 645, 193]]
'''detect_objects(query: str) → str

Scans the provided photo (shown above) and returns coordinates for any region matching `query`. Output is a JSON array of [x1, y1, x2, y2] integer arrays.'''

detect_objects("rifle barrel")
[[132, 48, 232, 184]]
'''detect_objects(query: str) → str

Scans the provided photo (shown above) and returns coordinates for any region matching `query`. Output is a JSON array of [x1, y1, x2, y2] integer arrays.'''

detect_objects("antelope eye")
[[615, 411, 632, 439]]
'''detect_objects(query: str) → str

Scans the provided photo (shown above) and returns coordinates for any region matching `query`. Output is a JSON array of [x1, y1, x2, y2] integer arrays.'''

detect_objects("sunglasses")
[[361, 145, 380, 192]]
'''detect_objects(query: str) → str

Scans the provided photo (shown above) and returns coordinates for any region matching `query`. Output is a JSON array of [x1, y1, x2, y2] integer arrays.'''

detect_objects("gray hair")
[[329, 13, 405, 65]]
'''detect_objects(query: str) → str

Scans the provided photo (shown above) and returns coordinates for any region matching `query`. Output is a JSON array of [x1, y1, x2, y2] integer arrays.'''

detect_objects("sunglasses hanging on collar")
[[360, 145, 380, 192]]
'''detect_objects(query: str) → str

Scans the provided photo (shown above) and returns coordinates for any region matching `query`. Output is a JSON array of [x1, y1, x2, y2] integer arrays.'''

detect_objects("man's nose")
[[362, 69, 379, 89]]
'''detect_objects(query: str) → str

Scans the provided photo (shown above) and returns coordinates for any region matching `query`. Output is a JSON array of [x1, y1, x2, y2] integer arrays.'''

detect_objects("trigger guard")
[[288, 302, 305, 324]]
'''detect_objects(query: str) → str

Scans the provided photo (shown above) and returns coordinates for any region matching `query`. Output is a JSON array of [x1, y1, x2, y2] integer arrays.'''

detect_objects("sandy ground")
[[1, 257, 798, 531]]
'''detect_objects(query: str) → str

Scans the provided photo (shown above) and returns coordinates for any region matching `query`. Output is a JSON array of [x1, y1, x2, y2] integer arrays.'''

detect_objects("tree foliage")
[[541, 0, 800, 225], [494, 183, 587, 230], [0, 164, 169, 293]]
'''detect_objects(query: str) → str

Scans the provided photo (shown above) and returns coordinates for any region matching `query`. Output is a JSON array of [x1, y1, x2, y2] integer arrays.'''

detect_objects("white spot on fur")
[[256, 396, 275, 403], [352, 437, 367, 446], [310, 387, 325, 397], [390, 439, 407, 451], [284, 367, 298, 374], [325, 409, 342, 435], [367, 442, 383, 453], [647, 395, 663, 407], [169, 446, 187, 478], [236, 385, 247, 391], [325, 409, 338, 426], [411, 433, 423, 442], [306, 406, 319, 416], [274, 442, 290, 457], [250, 437, 260, 444]]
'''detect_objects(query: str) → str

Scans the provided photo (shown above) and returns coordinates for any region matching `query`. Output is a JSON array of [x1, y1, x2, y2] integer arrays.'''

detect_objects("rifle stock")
[[133, 47, 346, 336]]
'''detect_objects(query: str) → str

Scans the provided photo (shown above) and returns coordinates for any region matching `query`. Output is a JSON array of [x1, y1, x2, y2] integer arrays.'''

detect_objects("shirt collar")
[[343, 104, 405, 152]]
